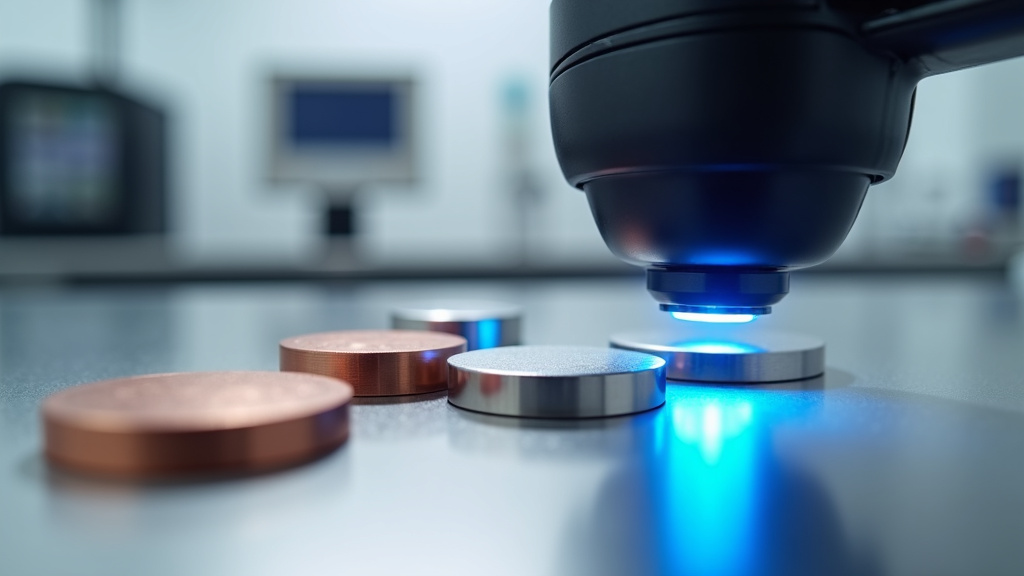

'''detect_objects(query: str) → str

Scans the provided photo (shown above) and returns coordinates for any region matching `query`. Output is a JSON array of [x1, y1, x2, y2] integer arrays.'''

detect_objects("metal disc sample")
[[42, 371, 353, 478], [447, 345, 665, 418], [610, 330, 825, 383], [280, 330, 466, 396], [391, 300, 522, 350]]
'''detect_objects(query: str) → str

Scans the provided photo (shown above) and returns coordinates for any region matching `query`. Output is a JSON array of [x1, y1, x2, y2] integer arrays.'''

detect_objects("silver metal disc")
[[609, 330, 824, 383], [392, 300, 522, 350], [447, 345, 665, 418]]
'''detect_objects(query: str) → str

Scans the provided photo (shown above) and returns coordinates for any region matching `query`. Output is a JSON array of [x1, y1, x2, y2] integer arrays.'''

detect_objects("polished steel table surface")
[[1, 274, 1023, 576]]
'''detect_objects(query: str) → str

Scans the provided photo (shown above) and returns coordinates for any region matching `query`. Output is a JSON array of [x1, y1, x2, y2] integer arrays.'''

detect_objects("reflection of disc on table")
[[391, 300, 522, 350], [42, 371, 353, 478], [447, 345, 665, 418], [610, 331, 824, 383], [280, 330, 466, 396]]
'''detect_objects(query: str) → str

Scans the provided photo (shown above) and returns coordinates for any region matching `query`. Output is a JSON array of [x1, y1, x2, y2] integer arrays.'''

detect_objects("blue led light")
[[671, 312, 757, 323]]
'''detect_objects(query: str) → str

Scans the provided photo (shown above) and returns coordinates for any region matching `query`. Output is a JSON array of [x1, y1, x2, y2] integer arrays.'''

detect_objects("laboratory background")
[[0, 0, 1021, 275], [1, 1, 1024, 575]]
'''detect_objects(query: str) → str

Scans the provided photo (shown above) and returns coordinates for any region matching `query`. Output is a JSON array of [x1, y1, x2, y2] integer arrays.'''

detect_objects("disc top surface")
[[42, 371, 354, 477]]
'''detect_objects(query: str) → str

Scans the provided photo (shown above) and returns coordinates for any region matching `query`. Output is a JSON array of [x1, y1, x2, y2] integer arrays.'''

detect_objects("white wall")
[[0, 1, 91, 80], [122, 0, 606, 265], [839, 57, 1024, 259], [3, 0, 1024, 267]]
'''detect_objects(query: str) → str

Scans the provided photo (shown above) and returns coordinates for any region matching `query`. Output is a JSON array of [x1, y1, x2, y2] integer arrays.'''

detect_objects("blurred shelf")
[[0, 237, 1015, 284]]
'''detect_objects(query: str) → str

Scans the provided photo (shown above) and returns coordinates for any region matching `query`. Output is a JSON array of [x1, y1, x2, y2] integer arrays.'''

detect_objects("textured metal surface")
[[392, 300, 522, 350], [447, 345, 665, 418], [280, 330, 466, 396], [43, 371, 352, 477], [2, 276, 1024, 576], [610, 330, 825, 383]]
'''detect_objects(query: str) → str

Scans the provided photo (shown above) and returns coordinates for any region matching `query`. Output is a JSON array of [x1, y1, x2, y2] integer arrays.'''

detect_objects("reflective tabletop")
[[1, 274, 1022, 576]]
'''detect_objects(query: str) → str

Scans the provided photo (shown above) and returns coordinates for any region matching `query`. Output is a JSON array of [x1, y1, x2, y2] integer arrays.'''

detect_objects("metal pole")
[[90, 0, 122, 86]]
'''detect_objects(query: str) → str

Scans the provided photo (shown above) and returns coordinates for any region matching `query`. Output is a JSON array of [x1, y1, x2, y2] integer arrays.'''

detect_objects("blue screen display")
[[6, 89, 120, 226], [288, 86, 395, 146]]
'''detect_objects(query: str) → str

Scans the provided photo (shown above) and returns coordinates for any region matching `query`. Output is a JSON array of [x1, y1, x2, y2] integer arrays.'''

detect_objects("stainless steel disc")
[[609, 330, 824, 383], [391, 300, 522, 350], [447, 345, 665, 418]]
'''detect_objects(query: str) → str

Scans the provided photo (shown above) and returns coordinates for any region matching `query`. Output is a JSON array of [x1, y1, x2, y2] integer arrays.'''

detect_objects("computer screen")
[[268, 75, 417, 189], [2, 86, 121, 229], [289, 86, 395, 147]]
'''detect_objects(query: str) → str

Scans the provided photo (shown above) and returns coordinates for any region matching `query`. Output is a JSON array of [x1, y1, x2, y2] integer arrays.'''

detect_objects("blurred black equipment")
[[549, 0, 1024, 318], [0, 81, 166, 236]]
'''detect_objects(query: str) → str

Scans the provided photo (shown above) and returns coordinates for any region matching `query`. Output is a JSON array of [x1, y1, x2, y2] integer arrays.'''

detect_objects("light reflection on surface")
[[672, 398, 754, 465], [660, 393, 759, 574], [474, 319, 501, 349], [669, 340, 763, 354], [567, 382, 862, 576]]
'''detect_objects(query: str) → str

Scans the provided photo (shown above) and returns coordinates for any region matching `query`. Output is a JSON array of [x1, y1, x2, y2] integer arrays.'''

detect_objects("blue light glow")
[[671, 399, 754, 465], [661, 395, 758, 573], [672, 340, 762, 354], [474, 319, 501, 349], [634, 385, 827, 573], [672, 311, 756, 323]]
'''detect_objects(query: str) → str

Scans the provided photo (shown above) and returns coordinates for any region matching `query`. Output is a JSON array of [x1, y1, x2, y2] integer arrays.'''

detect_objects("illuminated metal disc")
[[447, 345, 665, 418], [610, 330, 824, 383], [280, 330, 466, 396], [391, 300, 522, 350], [42, 371, 353, 478]]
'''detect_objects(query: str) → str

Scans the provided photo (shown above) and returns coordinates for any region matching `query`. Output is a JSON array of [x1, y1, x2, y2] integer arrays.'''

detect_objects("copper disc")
[[42, 371, 353, 478], [280, 330, 466, 396]]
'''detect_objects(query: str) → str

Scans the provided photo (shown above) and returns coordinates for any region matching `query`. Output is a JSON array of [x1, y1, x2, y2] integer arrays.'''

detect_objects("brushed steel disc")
[[392, 300, 522, 350], [447, 345, 665, 418], [610, 330, 824, 383]]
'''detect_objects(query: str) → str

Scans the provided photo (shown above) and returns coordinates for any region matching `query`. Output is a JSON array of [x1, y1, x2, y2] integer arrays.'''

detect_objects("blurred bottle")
[[963, 164, 1022, 258], [499, 75, 543, 264]]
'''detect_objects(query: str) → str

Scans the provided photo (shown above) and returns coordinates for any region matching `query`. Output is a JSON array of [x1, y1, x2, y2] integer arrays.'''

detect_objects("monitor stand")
[[326, 202, 355, 237], [321, 192, 359, 268]]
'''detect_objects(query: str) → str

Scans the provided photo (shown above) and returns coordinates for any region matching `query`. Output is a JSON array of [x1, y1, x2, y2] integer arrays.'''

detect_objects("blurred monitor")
[[267, 75, 417, 189], [0, 81, 166, 235]]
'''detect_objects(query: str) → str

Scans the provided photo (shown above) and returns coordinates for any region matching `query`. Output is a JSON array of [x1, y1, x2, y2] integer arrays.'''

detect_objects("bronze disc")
[[42, 371, 353, 478], [279, 330, 466, 396]]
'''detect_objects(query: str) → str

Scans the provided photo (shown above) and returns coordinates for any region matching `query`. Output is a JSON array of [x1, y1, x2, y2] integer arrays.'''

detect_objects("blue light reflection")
[[574, 385, 841, 575], [671, 340, 763, 354], [671, 398, 754, 465], [659, 395, 758, 574], [474, 319, 501, 349]]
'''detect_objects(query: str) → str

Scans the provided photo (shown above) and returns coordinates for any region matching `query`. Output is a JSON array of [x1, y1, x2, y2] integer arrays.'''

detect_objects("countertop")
[[1, 273, 1023, 576]]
